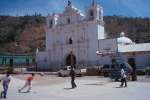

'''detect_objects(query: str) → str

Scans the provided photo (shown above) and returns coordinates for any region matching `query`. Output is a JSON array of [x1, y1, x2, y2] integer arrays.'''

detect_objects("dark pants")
[[1, 83, 8, 98], [71, 77, 76, 88], [120, 78, 127, 87]]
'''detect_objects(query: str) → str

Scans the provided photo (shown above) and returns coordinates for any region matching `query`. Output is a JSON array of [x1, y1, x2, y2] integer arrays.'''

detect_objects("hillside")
[[0, 15, 45, 54], [104, 16, 150, 43], [0, 15, 150, 54]]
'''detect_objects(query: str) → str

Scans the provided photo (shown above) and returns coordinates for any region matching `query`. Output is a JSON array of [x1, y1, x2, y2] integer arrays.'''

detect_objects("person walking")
[[69, 67, 77, 89], [0, 72, 11, 99], [18, 73, 35, 93], [120, 68, 127, 87]]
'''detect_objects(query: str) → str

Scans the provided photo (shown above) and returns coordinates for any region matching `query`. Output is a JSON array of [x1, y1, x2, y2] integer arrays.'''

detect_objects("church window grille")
[[69, 38, 73, 44], [67, 18, 71, 24]]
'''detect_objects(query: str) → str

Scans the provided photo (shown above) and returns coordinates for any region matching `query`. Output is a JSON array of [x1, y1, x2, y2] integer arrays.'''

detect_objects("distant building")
[[36, 1, 150, 71], [97, 32, 150, 70]]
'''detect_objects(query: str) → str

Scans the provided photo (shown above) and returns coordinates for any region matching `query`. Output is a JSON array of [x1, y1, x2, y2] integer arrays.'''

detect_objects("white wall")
[[98, 39, 118, 53], [98, 25, 105, 39], [36, 52, 48, 70], [37, 3, 109, 70]]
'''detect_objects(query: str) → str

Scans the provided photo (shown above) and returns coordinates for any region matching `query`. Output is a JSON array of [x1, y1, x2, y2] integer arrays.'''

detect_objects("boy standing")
[[0, 72, 11, 98]]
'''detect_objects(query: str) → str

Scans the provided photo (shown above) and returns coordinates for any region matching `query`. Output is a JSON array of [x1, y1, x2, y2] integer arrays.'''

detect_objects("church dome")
[[117, 32, 133, 45]]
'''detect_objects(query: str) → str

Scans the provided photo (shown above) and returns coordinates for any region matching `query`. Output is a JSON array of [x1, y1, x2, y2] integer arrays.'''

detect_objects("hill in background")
[[0, 15, 150, 54], [0, 15, 45, 54], [104, 16, 150, 43]]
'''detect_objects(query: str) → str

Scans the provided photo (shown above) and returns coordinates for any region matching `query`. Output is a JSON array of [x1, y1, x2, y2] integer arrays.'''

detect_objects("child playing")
[[18, 73, 35, 93], [0, 72, 11, 98]]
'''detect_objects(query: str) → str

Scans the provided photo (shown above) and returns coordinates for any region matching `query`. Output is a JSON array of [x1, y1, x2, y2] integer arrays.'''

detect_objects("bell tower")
[[86, 0, 103, 21], [47, 13, 58, 28]]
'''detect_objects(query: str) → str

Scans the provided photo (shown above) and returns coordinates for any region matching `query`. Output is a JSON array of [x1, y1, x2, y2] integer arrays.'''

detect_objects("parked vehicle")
[[57, 66, 82, 77], [101, 64, 111, 77], [101, 61, 132, 81], [145, 66, 150, 75], [136, 68, 146, 75]]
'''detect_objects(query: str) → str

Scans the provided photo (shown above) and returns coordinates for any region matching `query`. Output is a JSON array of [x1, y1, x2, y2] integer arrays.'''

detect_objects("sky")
[[0, 0, 150, 17]]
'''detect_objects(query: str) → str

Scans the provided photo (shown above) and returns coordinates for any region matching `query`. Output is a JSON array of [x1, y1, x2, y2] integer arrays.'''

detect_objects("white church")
[[36, 1, 150, 71]]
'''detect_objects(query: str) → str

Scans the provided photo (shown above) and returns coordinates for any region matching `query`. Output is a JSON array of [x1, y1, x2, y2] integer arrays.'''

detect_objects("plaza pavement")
[[0, 75, 150, 100]]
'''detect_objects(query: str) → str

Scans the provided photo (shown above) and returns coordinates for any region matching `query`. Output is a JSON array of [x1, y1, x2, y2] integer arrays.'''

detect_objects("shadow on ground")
[[84, 83, 105, 86], [64, 88, 74, 90]]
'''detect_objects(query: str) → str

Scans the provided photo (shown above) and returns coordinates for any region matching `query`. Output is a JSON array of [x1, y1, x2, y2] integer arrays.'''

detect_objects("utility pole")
[[35, 48, 39, 71]]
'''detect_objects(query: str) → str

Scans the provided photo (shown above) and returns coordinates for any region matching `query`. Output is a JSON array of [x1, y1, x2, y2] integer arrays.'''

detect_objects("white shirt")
[[121, 69, 127, 78], [2, 76, 11, 85]]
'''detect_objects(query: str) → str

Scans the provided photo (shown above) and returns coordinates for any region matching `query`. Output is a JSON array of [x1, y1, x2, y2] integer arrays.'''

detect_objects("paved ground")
[[0, 75, 150, 100]]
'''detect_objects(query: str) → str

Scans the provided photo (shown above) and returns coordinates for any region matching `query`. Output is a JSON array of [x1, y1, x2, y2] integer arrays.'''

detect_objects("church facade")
[[36, 1, 150, 71], [37, 1, 105, 71]]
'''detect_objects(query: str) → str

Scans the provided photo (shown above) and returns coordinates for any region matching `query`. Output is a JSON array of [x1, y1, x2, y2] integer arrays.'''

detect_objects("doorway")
[[128, 58, 137, 81], [128, 58, 136, 69]]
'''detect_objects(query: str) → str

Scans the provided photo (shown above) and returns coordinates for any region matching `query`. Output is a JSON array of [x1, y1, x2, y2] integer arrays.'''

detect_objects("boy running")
[[18, 73, 35, 93]]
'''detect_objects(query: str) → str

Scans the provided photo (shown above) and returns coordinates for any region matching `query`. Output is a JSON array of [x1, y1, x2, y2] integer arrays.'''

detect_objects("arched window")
[[69, 38, 73, 44], [67, 18, 71, 24], [89, 10, 94, 20], [49, 20, 53, 28], [90, 10, 94, 17]]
